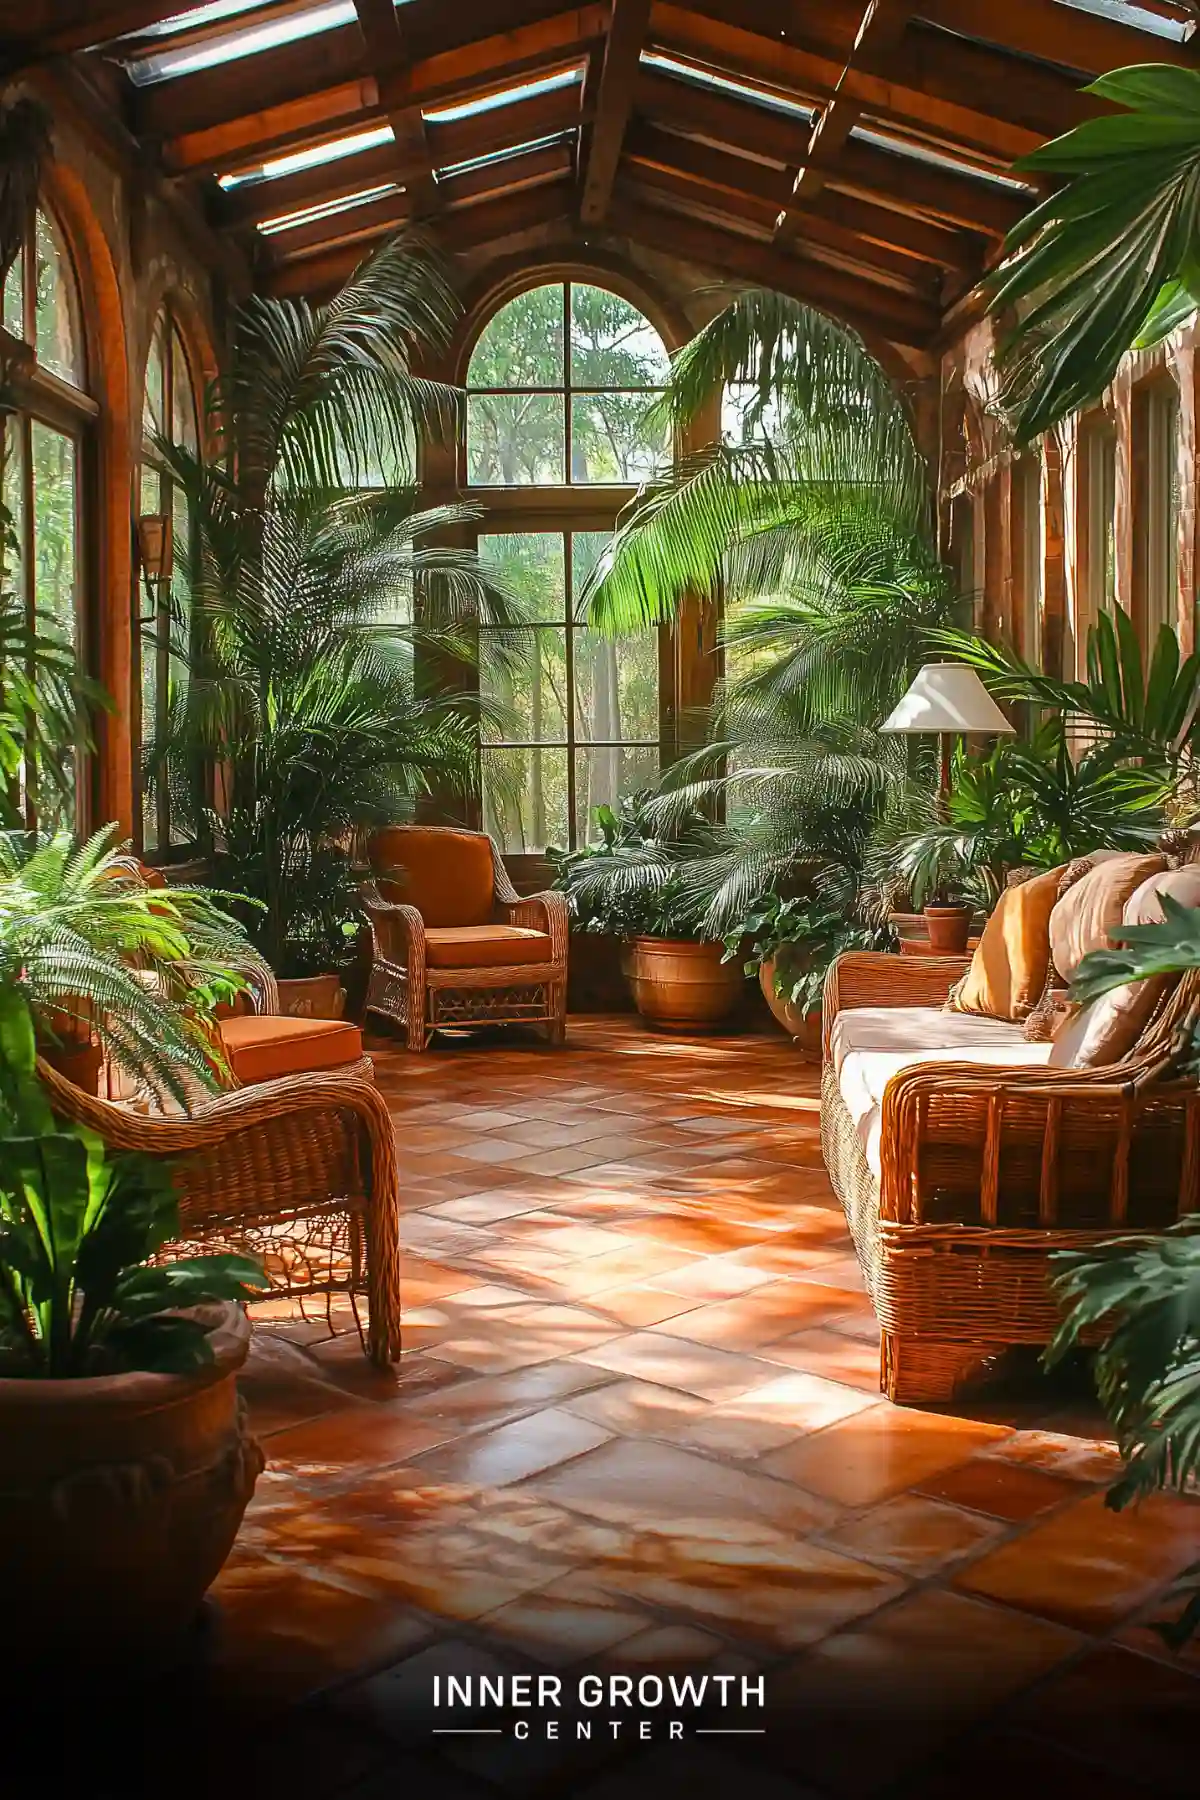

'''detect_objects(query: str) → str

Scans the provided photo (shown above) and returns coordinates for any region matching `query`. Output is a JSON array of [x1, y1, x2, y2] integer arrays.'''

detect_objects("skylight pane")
[[123, 0, 356, 84], [436, 135, 569, 181], [119, 1, 268, 41], [218, 124, 395, 189], [851, 125, 1034, 191], [258, 182, 401, 234], [1054, 0, 1191, 38], [639, 51, 814, 122], [423, 67, 582, 125]]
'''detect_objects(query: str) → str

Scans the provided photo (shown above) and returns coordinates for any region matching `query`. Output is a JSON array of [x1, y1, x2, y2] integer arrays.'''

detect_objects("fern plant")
[[0, 826, 262, 1107]]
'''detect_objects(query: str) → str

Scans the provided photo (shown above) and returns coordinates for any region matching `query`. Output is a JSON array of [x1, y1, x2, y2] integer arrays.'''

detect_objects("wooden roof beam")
[[221, 84, 586, 229], [353, 0, 437, 218], [2, 1, 183, 70], [609, 186, 939, 347], [261, 179, 575, 298], [580, 0, 651, 224], [165, 5, 607, 176], [775, 0, 912, 241], [918, 0, 1198, 75]]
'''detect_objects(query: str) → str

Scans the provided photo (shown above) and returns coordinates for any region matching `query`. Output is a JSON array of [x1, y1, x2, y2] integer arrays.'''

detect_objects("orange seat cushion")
[[218, 1015, 363, 1084], [369, 826, 495, 928], [424, 925, 553, 970]]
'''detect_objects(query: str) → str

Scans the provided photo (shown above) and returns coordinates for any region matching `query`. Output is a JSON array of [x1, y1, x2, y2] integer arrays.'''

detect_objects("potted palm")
[[0, 979, 266, 1668], [146, 231, 521, 1015], [552, 798, 745, 1031]]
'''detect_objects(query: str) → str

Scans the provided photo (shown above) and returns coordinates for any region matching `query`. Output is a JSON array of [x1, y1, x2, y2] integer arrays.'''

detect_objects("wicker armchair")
[[41, 1057, 403, 1366], [821, 951, 1200, 1404], [362, 825, 568, 1052]]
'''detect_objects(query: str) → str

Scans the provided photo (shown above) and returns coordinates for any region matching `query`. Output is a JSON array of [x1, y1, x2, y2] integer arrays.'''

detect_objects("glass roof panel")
[[639, 52, 815, 123], [1054, 0, 1191, 38], [258, 182, 402, 234], [423, 66, 583, 124], [436, 135, 572, 181], [123, 0, 356, 84], [851, 125, 1035, 191], [218, 124, 396, 188]]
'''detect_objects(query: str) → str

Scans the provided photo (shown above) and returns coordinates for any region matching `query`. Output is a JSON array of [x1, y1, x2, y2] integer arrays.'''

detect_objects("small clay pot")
[[923, 903, 973, 954]]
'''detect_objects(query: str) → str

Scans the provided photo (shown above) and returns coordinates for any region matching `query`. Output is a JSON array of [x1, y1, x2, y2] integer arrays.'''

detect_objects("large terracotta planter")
[[758, 957, 821, 1060], [0, 1303, 263, 1668], [276, 972, 346, 1019], [623, 937, 744, 1032]]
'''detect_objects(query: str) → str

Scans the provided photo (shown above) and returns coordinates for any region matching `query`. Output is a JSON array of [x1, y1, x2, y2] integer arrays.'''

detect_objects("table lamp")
[[880, 663, 1015, 797]]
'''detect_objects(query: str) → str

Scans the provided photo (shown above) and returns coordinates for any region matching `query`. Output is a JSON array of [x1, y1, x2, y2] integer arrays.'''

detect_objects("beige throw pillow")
[[1048, 852, 1168, 982], [1049, 864, 1200, 1069]]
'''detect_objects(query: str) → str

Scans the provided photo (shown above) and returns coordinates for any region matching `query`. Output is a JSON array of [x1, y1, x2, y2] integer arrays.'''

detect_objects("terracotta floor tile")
[[504, 1146, 626, 1176], [410, 1404, 613, 1487], [818, 1492, 1006, 1577], [523, 1436, 837, 1541], [575, 1330, 793, 1402], [407, 1360, 616, 1433], [652, 1254, 783, 1301], [263, 1403, 457, 1475], [652, 1280, 848, 1353], [976, 1427, 1123, 1484], [763, 1326, 882, 1391], [423, 1191, 543, 1225], [1010, 1645, 1200, 1795], [449, 1135, 549, 1165], [764, 1587, 1080, 1796], [587, 1283, 703, 1327], [956, 1489, 1200, 1632], [760, 1405, 1012, 1507], [476, 1571, 649, 1664], [593, 1623, 726, 1670], [915, 1455, 1083, 1520]]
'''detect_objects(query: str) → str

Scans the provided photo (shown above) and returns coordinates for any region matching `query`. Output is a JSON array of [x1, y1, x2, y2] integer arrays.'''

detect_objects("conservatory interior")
[[2, 1, 1200, 1793]]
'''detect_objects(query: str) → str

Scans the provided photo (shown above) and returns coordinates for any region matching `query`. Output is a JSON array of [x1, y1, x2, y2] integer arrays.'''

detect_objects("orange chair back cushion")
[[369, 827, 495, 928]]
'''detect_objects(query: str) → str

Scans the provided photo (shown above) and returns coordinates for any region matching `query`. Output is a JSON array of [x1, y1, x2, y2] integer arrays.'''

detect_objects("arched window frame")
[[0, 197, 97, 835], [135, 300, 201, 857], [451, 273, 681, 854]]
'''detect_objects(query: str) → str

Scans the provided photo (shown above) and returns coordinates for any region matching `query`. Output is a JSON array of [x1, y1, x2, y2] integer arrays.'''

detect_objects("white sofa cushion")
[[830, 1007, 1054, 1177]]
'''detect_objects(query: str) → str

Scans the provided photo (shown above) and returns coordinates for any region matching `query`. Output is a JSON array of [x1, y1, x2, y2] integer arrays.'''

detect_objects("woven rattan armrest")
[[362, 881, 426, 971], [822, 951, 970, 1058], [498, 887, 569, 962], [876, 1055, 1200, 1230]]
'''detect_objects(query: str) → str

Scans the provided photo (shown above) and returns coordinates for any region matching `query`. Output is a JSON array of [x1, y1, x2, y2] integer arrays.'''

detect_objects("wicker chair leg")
[[407, 986, 427, 1054], [881, 1331, 998, 1406]]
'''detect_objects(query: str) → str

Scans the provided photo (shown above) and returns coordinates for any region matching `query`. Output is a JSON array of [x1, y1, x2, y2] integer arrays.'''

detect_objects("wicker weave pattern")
[[38, 1057, 403, 1367], [362, 829, 568, 1052], [821, 950, 1200, 1403]]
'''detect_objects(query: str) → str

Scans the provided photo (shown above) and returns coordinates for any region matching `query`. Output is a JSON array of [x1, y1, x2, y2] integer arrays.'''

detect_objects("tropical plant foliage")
[[0, 826, 259, 1107], [548, 794, 722, 939], [0, 983, 265, 1379], [988, 64, 1200, 440], [144, 231, 525, 975], [723, 893, 894, 1017]]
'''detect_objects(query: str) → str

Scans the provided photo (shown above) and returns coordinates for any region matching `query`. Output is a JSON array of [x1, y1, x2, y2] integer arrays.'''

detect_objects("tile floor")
[[112, 1021, 1200, 1796]]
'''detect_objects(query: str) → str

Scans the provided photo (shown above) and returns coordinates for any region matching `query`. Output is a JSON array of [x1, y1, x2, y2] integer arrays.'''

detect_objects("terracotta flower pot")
[[623, 937, 744, 1032], [0, 1304, 263, 1669], [924, 903, 973, 954], [758, 957, 822, 1060], [276, 972, 346, 1019]]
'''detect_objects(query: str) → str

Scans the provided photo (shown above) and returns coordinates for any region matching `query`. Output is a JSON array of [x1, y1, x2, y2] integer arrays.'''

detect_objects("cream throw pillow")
[[1048, 852, 1167, 982]]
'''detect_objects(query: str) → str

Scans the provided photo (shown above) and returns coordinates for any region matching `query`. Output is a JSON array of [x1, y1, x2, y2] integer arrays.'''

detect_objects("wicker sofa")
[[821, 949, 1200, 1404]]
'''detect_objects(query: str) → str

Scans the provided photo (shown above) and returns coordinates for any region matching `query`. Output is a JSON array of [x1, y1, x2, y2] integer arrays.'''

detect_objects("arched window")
[[1, 203, 91, 833], [463, 281, 670, 851], [136, 305, 199, 854]]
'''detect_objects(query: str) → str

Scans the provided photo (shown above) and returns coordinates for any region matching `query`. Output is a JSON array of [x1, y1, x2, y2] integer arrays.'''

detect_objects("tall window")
[[464, 282, 669, 850], [137, 306, 199, 853], [1014, 455, 1043, 666], [0, 205, 89, 833], [1082, 416, 1117, 643], [1133, 382, 1180, 644], [466, 280, 670, 486]]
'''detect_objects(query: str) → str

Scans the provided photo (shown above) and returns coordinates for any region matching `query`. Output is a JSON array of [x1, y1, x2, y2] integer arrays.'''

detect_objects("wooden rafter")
[[2, 2, 182, 70], [775, 0, 912, 242], [580, 0, 651, 224], [353, 0, 438, 218], [918, 0, 1198, 75]]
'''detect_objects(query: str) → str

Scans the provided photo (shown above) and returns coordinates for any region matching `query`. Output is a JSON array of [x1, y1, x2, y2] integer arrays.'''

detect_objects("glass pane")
[[570, 392, 668, 483], [574, 744, 660, 845], [3, 249, 23, 339], [483, 746, 569, 853], [467, 282, 564, 388], [34, 210, 81, 388], [143, 319, 166, 447], [481, 627, 568, 744], [479, 532, 566, 622], [31, 420, 78, 831], [569, 283, 670, 388], [723, 380, 782, 444], [467, 392, 565, 484], [171, 325, 199, 452], [572, 629, 659, 744], [1, 416, 25, 595]]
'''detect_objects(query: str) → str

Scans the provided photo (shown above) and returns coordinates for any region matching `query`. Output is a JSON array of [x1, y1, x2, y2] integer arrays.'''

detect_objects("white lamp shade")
[[880, 664, 1016, 735]]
